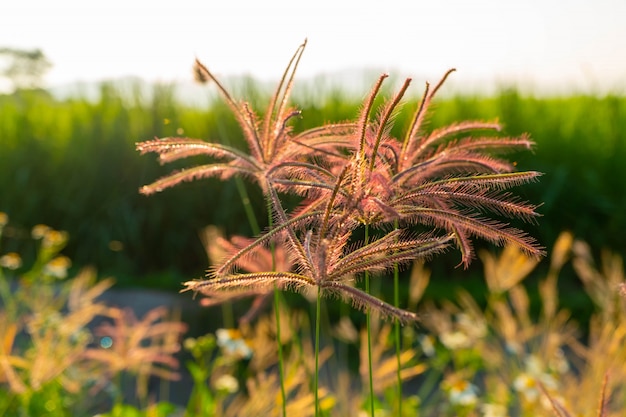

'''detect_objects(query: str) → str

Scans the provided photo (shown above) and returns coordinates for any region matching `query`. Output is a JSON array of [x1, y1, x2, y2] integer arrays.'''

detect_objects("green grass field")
[[2, 78, 626, 416], [1, 81, 624, 293]]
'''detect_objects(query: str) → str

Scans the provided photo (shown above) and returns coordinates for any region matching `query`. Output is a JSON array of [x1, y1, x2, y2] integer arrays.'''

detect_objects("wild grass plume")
[[137, 41, 543, 322]]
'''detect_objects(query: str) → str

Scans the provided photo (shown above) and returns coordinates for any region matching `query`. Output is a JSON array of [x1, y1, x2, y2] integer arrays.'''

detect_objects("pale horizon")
[[2, 0, 626, 95]]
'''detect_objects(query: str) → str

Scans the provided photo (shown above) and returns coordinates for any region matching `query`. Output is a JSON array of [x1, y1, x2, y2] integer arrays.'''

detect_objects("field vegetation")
[[1, 45, 625, 415]]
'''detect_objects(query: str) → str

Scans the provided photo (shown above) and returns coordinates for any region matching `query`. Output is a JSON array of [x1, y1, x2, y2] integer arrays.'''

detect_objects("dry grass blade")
[[597, 372, 609, 417], [538, 380, 573, 417]]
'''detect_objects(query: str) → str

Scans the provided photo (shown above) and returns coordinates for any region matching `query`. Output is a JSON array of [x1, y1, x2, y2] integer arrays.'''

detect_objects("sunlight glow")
[[1, 0, 625, 94]]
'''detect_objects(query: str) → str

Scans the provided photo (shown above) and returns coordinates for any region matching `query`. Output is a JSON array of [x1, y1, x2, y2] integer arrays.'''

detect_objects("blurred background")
[[1, 0, 625, 315]]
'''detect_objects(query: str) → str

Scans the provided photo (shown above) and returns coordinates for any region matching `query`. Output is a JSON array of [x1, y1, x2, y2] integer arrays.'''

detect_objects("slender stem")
[[393, 221, 403, 416], [266, 195, 287, 417], [274, 287, 287, 416], [218, 126, 259, 328], [220, 303, 234, 329], [364, 225, 375, 417], [219, 175, 259, 329], [235, 177, 261, 235], [223, 120, 284, 413], [314, 286, 322, 417]]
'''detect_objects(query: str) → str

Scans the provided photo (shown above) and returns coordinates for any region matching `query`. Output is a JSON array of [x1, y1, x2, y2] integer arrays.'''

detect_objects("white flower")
[[0, 252, 22, 270], [419, 334, 436, 357], [513, 372, 539, 402], [456, 313, 487, 339], [216, 328, 253, 360], [440, 330, 472, 350], [214, 374, 239, 393], [42, 230, 68, 248], [31, 224, 51, 239], [524, 354, 544, 375], [44, 256, 71, 278], [448, 379, 479, 406], [513, 371, 558, 403]]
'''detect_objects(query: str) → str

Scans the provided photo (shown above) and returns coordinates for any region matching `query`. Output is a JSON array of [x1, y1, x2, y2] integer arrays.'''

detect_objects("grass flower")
[[84, 306, 188, 399], [139, 41, 544, 325], [0, 269, 113, 407], [186, 216, 452, 323], [291, 71, 544, 265], [137, 39, 354, 196], [197, 225, 294, 323], [139, 41, 545, 417]]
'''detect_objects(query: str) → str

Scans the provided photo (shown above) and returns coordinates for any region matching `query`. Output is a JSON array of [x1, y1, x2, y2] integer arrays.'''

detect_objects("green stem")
[[274, 287, 287, 417], [225, 136, 284, 414], [219, 176, 259, 329], [266, 194, 287, 417], [220, 125, 259, 327], [214, 127, 285, 413], [314, 286, 322, 417], [364, 225, 375, 417], [394, 220, 402, 416], [234, 177, 261, 235]]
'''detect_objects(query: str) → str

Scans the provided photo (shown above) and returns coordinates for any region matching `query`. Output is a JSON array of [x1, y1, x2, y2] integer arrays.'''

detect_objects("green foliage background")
[[1, 81, 624, 291]]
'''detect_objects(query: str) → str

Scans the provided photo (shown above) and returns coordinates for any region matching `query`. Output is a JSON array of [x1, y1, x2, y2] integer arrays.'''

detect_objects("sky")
[[1, 0, 626, 95]]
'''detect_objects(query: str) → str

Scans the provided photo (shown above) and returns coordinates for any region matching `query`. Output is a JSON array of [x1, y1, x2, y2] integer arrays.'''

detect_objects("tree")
[[0, 47, 52, 92]]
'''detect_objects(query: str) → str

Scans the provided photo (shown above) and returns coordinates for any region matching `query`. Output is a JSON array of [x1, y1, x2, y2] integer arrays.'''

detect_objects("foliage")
[[181, 232, 626, 416], [0, 47, 52, 92], [413, 232, 625, 416], [0, 214, 187, 416], [1, 75, 625, 291], [1, 40, 625, 417], [1, 212, 625, 415]]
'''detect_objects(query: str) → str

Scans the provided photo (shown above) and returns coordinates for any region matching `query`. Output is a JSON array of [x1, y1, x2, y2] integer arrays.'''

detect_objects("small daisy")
[[31, 224, 51, 239], [447, 379, 479, 407], [214, 374, 239, 394], [0, 252, 22, 270], [513, 372, 539, 402], [440, 330, 472, 350], [44, 256, 71, 278], [216, 328, 253, 360], [419, 334, 436, 357], [42, 230, 68, 248]]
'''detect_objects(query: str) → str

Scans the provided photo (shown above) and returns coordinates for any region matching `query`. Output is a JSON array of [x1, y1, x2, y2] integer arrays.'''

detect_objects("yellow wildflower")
[[31, 224, 51, 239], [42, 230, 68, 248], [0, 252, 22, 270], [44, 256, 72, 278]]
